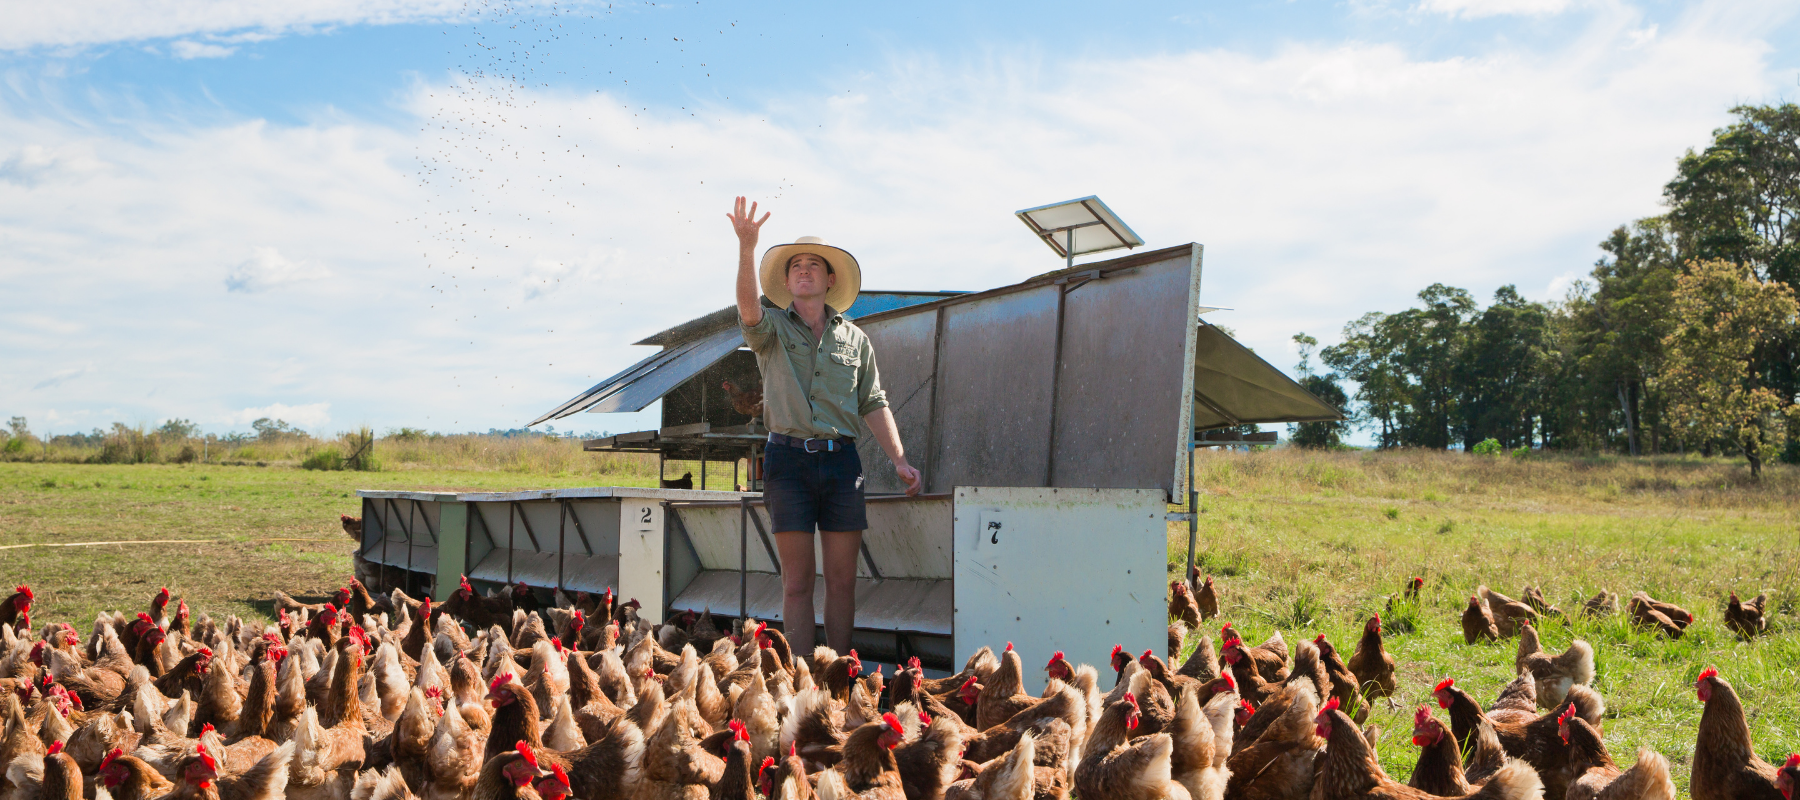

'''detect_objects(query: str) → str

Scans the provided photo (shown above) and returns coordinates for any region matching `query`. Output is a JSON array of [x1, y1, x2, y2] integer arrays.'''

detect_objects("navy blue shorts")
[[763, 441, 868, 533]]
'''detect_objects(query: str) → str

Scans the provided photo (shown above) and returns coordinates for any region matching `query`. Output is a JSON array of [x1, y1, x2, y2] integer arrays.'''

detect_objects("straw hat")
[[758, 236, 861, 312]]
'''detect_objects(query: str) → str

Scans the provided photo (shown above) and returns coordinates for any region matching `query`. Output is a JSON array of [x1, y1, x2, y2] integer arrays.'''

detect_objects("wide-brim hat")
[[759, 236, 861, 312]]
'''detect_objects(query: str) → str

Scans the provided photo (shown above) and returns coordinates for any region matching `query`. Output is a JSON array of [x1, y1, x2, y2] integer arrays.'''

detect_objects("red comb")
[[1434, 677, 1454, 692], [201, 723, 215, 735], [100, 748, 122, 772], [1110, 644, 1123, 658], [759, 756, 777, 779], [460, 575, 473, 591], [1004, 642, 1013, 652], [1557, 704, 1576, 725], [754, 622, 768, 637], [1222, 637, 1242, 649], [919, 711, 931, 725], [490, 673, 514, 691], [1239, 699, 1254, 714], [882, 712, 902, 731], [1313, 634, 1326, 644], [1140, 649, 1154, 662], [47, 741, 64, 755], [730, 720, 749, 741], [195, 742, 216, 771], [1220, 673, 1236, 690], [1697, 667, 1718, 684], [550, 764, 569, 787], [1413, 705, 1432, 725], [15, 586, 31, 601], [908, 657, 921, 670], [158, 587, 170, 598], [1122, 692, 1137, 708], [1322, 696, 1341, 712], [517, 741, 537, 766], [1785, 755, 1800, 769], [1050, 651, 1064, 662]]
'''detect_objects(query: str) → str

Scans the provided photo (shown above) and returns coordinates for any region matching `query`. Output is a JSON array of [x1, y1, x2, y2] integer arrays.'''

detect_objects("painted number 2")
[[640, 507, 653, 524], [986, 520, 1002, 544]]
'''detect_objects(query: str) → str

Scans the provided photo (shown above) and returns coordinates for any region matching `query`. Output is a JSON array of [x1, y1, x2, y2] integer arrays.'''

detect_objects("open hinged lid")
[[1190, 322, 1344, 431]]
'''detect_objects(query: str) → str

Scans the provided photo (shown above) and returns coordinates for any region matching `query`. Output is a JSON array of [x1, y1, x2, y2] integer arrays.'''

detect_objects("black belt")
[[768, 432, 854, 453]]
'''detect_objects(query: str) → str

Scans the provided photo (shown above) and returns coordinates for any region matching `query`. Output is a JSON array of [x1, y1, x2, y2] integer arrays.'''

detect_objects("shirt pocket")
[[823, 350, 861, 400]]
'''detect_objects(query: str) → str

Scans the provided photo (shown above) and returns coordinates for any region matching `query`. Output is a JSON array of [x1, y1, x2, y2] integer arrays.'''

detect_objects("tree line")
[[1292, 103, 1800, 476]]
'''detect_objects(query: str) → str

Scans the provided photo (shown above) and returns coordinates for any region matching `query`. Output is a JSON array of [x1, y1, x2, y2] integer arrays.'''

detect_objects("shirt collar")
[[784, 303, 844, 324]]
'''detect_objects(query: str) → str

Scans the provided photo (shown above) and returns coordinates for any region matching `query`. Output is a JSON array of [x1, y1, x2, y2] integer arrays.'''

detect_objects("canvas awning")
[[1191, 322, 1344, 431]]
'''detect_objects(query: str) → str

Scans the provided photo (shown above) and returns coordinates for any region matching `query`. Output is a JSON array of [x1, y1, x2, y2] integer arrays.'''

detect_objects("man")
[[728, 197, 922, 655]]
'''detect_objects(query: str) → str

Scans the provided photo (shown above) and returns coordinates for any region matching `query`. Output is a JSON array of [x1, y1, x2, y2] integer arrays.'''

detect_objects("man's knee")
[[783, 577, 815, 602]]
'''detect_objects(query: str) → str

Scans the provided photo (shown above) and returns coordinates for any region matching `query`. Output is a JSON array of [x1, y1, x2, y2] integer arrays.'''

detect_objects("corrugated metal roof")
[[1191, 322, 1345, 430], [532, 292, 964, 427]]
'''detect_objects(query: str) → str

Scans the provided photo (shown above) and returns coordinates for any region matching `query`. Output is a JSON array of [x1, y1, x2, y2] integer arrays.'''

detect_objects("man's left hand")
[[895, 462, 922, 497]]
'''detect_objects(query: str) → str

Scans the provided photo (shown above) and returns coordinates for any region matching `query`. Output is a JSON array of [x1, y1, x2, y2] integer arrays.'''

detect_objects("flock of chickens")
[[0, 564, 1786, 800]]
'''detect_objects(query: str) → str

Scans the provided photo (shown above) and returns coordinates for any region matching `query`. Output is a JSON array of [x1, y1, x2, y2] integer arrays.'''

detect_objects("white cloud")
[[0, 0, 470, 51], [1417, 0, 1573, 18], [0, 0, 1791, 434], [224, 247, 331, 293], [225, 402, 332, 428], [0, 144, 104, 187], [170, 40, 236, 59]]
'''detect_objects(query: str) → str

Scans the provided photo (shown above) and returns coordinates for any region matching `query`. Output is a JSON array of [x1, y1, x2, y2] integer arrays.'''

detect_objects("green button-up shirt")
[[741, 301, 888, 440]]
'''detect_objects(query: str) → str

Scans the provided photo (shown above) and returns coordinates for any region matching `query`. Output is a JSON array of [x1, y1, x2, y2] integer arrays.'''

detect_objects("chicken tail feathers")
[[1595, 749, 1674, 800], [1469, 759, 1544, 800]]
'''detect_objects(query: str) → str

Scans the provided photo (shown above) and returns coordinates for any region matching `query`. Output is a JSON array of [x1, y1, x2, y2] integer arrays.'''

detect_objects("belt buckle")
[[802, 437, 830, 453]]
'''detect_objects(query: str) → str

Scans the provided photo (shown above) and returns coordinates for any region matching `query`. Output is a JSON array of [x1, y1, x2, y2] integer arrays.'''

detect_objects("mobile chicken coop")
[[357, 241, 1340, 688]]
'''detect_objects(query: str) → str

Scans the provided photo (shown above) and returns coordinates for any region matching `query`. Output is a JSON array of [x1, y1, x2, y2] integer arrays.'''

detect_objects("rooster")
[[818, 713, 908, 800], [0, 586, 31, 627], [1311, 701, 1543, 800], [1513, 622, 1594, 708], [1073, 694, 1184, 800], [1407, 707, 1505, 796], [1462, 595, 1498, 644], [1555, 707, 1675, 800], [1347, 616, 1398, 710], [722, 380, 765, 420], [1723, 592, 1767, 639], [1691, 667, 1785, 800]]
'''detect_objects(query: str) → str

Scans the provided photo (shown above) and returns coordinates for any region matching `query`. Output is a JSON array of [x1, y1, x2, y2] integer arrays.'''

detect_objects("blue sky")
[[3, 0, 1797, 442]]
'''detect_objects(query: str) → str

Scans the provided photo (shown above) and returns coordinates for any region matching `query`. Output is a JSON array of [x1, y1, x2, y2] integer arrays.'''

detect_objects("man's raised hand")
[[727, 196, 770, 246]]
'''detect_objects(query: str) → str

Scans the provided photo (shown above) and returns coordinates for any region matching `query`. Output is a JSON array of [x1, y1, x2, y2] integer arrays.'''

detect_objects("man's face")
[[785, 253, 835, 301]]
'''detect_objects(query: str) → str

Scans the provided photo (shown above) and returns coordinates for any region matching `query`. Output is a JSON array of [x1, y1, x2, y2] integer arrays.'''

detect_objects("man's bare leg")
[[820, 530, 863, 654], [775, 531, 817, 654]]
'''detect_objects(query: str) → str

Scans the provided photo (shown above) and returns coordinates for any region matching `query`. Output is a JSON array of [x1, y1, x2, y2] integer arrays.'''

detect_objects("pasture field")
[[1, 447, 1797, 792]]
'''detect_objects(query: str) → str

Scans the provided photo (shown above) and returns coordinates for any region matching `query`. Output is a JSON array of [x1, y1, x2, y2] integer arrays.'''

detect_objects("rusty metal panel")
[[1051, 250, 1201, 489], [856, 309, 939, 495], [928, 285, 1062, 493]]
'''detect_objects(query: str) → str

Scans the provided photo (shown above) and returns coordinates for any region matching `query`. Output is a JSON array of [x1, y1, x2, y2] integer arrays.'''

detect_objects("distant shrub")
[[172, 445, 198, 464], [1511, 445, 1531, 459], [301, 448, 345, 471], [1382, 506, 1400, 520], [1, 437, 23, 455], [1472, 438, 1504, 456]]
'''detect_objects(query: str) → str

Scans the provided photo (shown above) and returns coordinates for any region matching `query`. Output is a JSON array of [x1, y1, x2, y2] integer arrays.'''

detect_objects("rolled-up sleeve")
[[740, 310, 776, 352], [856, 335, 888, 416]]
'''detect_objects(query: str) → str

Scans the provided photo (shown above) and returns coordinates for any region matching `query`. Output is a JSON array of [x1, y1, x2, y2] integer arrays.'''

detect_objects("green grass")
[[4, 448, 1798, 795], [0, 461, 667, 625], [1167, 447, 1799, 791]]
